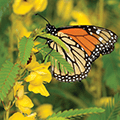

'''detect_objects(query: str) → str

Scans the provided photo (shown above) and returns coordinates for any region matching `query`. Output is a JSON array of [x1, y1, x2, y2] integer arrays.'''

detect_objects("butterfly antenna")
[[35, 13, 50, 24]]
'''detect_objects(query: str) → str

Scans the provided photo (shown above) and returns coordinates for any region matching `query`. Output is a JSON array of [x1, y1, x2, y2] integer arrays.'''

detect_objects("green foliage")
[[117, 115, 120, 120], [0, 0, 11, 22], [49, 87, 88, 108], [0, 41, 8, 68], [0, 0, 9, 9], [0, 61, 19, 101], [102, 43, 120, 91], [50, 50, 74, 73], [87, 93, 120, 120], [19, 36, 34, 65], [47, 107, 105, 119], [48, 117, 68, 120], [0, 0, 120, 120]]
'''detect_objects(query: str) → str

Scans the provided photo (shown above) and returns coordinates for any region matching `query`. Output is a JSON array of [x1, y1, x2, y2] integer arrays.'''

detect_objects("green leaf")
[[40, 33, 69, 52], [47, 107, 105, 119], [47, 117, 68, 120], [50, 50, 74, 73], [19, 36, 34, 65], [35, 44, 48, 50], [0, 61, 19, 101]]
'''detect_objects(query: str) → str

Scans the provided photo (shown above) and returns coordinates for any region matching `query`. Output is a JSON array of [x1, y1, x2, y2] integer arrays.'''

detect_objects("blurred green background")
[[0, 0, 120, 119]]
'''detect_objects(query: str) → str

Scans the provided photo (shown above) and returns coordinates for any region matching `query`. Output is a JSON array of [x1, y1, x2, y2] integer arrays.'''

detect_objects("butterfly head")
[[46, 24, 57, 35]]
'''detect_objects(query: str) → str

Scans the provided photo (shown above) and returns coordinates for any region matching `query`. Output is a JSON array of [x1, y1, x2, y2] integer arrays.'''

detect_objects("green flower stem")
[[9, 28, 14, 62], [5, 109, 9, 120], [99, 0, 104, 26], [3, 101, 11, 120]]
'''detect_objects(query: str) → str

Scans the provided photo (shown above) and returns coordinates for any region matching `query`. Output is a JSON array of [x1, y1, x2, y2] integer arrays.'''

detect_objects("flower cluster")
[[9, 112, 36, 120], [13, 0, 47, 15], [10, 0, 48, 40], [25, 54, 52, 97], [8, 0, 54, 119], [9, 81, 36, 119]]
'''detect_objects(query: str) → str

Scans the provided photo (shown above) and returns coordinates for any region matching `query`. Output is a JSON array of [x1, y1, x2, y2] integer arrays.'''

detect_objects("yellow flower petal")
[[18, 106, 32, 115], [25, 72, 38, 82], [16, 95, 34, 108], [9, 112, 24, 120], [70, 11, 91, 25], [36, 104, 53, 119], [34, 0, 48, 12], [27, 69, 51, 85], [17, 85, 24, 99], [35, 69, 52, 83], [95, 97, 114, 107], [13, 0, 34, 15], [32, 62, 51, 71], [69, 21, 80, 26], [26, 54, 40, 70], [13, 81, 23, 97], [9, 112, 37, 120], [29, 74, 43, 85], [28, 84, 50, 97], [26, 61, 51, 85]]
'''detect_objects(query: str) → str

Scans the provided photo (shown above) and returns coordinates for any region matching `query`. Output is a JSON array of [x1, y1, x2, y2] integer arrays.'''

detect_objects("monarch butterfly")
[[36, 14, 118, 82]]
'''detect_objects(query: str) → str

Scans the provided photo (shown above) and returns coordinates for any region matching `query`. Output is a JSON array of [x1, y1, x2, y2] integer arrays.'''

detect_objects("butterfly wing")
[[46, 25, 118, 82]]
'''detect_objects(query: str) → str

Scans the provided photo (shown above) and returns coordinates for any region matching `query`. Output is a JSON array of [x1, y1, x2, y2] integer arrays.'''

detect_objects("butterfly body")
[[45, 24, 118, 82]]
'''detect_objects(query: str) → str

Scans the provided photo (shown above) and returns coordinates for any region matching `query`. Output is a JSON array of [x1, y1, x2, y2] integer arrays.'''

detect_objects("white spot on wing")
[[96, 29, 101, 34], [90, 32, 92, 35], [88, 28, 91, 31], [98, 37, 103, 42]]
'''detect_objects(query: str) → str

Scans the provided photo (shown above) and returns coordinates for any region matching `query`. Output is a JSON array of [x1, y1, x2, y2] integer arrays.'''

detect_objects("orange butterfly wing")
[[45, 25, 118, 82]]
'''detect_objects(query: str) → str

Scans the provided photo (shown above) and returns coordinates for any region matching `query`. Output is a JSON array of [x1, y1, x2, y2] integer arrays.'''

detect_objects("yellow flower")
[[14, 82, 34, 114], [16, 95, 34, 114], [33, 0, 48, 12], [95, 97, 114, 107], [26, 54, 40, 70], [70, 11, 91, 25], [10, 14, 32, 39], [8, 112, 36, 120], [57, 0, 73, 20], [13, 0, 48, 15], [36, 104, 53, 119], [9, 112, 24, 120], [13, 81, 23, 98], [25, 61, 52, 97], [28, 84, 50, 96]]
